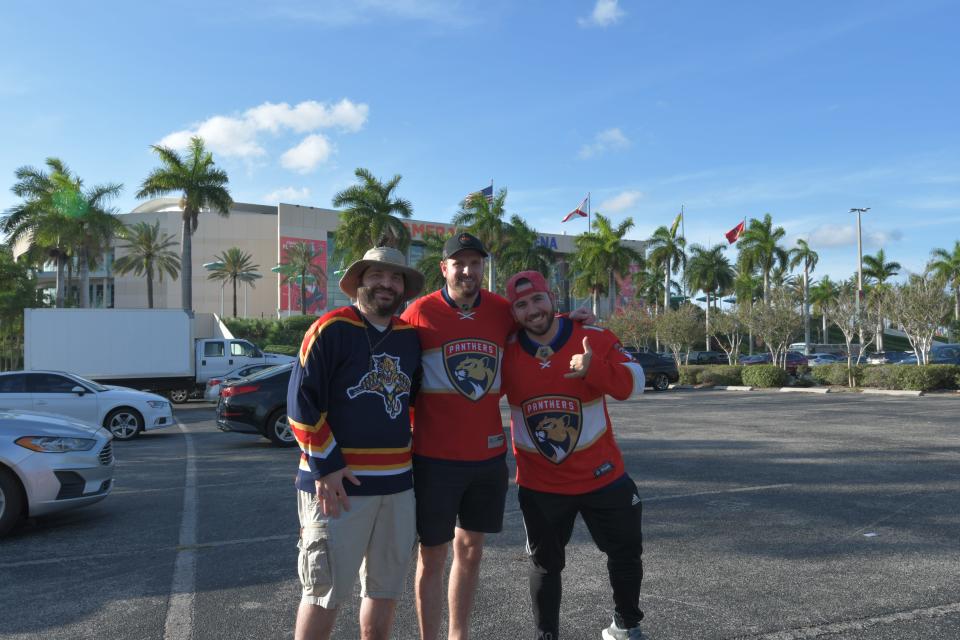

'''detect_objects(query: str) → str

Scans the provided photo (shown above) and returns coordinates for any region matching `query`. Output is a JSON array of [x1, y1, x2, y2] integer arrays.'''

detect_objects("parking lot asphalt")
[[1, 390, 959, 640]]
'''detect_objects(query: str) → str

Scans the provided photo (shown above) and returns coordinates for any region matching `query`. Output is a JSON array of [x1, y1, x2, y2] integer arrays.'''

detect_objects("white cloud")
[[281, 134, 334, 174], [599, 190, 643, 212], [579, 127, 630, 159], [158, 99, 367, 169], [805, 224, 903, 249], [263, 187, 312, 204], [579, 0, 625, 28]]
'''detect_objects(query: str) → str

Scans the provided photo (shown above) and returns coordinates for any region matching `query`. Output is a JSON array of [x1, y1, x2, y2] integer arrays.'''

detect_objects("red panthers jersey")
[[501, 318, 645, 494], [400, 288, 515, 461]]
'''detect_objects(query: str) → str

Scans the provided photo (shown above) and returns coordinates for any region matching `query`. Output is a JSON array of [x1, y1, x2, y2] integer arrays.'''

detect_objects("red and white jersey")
[[501, 318, 645, 494], [400, 288, 515, 461]]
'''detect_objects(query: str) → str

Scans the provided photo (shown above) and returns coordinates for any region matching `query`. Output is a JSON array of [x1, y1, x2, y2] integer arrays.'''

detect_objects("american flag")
[[465, 184, 494, 204]]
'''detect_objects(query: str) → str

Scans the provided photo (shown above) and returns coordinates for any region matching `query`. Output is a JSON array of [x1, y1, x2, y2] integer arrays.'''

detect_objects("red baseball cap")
[[505, 271, 551, 304]]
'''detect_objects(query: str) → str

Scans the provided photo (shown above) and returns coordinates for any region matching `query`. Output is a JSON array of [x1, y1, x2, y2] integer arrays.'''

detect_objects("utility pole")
[[850, 207, 870, 348]]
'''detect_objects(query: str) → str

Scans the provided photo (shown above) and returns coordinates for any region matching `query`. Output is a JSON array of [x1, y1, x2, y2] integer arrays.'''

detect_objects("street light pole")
[[850, 207, 870, 348]]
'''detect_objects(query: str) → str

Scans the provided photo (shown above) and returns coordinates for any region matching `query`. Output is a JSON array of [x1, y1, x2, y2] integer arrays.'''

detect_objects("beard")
[[521, 304, 555, 337], [357, 285, 403, 317], [447, 273, 480, 298]]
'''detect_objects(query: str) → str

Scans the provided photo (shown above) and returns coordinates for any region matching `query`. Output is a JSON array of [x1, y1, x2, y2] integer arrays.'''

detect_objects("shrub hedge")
[[810, 363, 865, 387], [224, 315, 319, 351], [700, 366, 744, 386], [741, 365, 787, 388], [264, 344, 298, 356], [815, 363, 960, 391]]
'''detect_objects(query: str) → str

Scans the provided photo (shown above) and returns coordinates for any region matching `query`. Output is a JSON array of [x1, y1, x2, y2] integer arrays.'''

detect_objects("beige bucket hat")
[[338, 246, 425, 301]]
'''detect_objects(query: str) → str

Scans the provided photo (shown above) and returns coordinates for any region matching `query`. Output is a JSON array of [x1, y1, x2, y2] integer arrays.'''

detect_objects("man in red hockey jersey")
[[501, 270, 646, 640]]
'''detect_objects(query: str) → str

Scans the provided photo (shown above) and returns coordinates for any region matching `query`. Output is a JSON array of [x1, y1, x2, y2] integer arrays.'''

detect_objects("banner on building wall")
[[279, 236, 328, 314], [615, 262, 644, 313]]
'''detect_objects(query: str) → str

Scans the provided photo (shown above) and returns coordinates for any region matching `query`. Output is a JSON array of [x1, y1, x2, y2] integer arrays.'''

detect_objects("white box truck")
[[24, 309, 294, 403]]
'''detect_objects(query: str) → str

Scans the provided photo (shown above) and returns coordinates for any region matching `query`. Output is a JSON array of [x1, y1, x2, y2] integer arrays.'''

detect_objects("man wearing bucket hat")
[[289, 245, 424, 640], [400, 233, 595, 640], [501, 270, 646, 640]]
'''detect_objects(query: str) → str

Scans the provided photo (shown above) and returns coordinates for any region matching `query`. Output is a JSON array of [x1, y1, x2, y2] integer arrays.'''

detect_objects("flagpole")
[[680, 204, 686, 299], [587, 192, 591, 230]]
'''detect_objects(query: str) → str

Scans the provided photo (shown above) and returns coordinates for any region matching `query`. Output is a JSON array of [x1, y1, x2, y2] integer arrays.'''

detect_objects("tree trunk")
[[802, 267, 810, 354], [609, 270, 617, 319], [664, 258, 671, 310], [763, 270, 770, 306], [232, 277, 238, 317], [300, 275, 307, 315], [488, 256, 497, 295], [822, 313, 828, 344], [147, 265, 154, 309], [181, 216, 193, 311], [79, 243, 90, 308], [704, 292, 711, 350], [591, 288, 599, 317], [55, 253, 66, 308]]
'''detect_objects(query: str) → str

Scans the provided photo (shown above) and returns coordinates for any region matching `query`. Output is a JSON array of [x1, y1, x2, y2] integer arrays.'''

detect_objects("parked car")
[[739, 351, 809, 374], [895, 350, 960, 366], [0, 409, 115, 537], [624, 350, 679, 391], [865, 351, 909, 365], [204, 363, 279, 402], [807, 353, 844, 367], [685, 351, 728, 365], [0, 371, 174, 441], [216, 363, 296, 447]]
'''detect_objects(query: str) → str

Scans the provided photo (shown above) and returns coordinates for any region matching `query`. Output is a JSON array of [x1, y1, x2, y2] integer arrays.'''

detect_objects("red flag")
[[562, 196, 589, 223], [725, 221, 745, 244]]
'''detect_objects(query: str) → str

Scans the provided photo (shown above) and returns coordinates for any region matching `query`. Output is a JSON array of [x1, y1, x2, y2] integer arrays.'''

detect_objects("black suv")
[[624, 350, 679, 391], [685, 350, 728, 365]]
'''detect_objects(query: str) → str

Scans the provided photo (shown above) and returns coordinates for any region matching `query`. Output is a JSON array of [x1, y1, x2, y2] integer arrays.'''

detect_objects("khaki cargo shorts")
[[297, 488, 416, 608]]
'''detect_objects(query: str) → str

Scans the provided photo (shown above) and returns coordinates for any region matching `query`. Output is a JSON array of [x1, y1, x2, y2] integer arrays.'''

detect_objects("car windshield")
[[65, 373, 108, 392]]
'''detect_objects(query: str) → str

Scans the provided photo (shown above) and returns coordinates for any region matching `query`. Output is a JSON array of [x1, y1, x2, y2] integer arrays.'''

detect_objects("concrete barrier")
[[779, 387, 831, 394], [859, 388, 924, 397]]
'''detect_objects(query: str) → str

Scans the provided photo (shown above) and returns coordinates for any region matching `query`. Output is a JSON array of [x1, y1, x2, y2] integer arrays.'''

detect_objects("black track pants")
[[518, 475, 644, 639]]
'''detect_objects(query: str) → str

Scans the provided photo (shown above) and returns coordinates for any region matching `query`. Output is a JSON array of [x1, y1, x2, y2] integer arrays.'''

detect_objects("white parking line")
[[643, 483, 794, 502], [163, 420, 198, 640], [734, 601, 960, 639]]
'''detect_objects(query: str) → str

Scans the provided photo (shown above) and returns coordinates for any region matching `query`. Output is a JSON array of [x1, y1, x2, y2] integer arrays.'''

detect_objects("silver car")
[[0, 409, 115, 537], [203, 363, 278, 402]]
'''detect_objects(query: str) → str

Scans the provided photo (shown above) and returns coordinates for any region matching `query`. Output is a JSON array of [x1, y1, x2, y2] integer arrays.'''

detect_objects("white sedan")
[[0, 409, 115, 536], [0, 371, 174, 441]]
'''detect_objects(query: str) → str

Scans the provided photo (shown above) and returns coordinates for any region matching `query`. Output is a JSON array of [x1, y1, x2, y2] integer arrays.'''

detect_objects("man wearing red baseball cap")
[[501, 270, 647, 640]]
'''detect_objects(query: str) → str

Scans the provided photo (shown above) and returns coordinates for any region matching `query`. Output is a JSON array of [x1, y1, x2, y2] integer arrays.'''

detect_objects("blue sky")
[[2, 0, 958, 282]]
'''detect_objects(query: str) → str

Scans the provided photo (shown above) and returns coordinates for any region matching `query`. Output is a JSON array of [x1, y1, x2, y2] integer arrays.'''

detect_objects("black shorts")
[[413, 454, 509, 546]]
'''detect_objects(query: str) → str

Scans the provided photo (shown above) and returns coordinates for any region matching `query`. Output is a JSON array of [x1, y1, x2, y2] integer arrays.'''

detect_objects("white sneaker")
[[601, 619, 644, 639]]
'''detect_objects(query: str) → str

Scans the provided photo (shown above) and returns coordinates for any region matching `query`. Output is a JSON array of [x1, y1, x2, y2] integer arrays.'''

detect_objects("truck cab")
[[194, 339, 291, 384]]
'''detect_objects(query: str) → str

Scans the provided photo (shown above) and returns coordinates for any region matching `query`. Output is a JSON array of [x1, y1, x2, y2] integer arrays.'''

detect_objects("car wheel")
[[0, 467, 25, 538], [652, 373, 670, 391], [169, 389, 190, 404], [266, 408, 297, 448], [105, 407, 144, 441]]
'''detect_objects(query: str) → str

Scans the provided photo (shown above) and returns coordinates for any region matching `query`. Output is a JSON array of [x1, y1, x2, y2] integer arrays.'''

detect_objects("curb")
[[779, 387, 831, 394], [714, 385, 754, 391], [859, 388, 924, 397]]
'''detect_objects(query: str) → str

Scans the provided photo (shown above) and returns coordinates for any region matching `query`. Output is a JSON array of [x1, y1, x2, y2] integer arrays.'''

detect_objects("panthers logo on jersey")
[[521, 395, 583, 464], [346, 353, 412, 419], [442, 339, 500, 401]]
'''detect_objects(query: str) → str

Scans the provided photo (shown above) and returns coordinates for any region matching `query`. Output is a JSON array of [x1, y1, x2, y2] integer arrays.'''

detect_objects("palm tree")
[[278, 242, 326, 314], [415, 232, 450, 293], [809, 276, 839, 343], [499, 215, 554, 289], [136, 136, 233, 311], [686, 243, 735, 349], [3, 158, 77, 307], [788, 239, 819, 354], [571, 229, 607, 316], [112, 221, 181, 308], [332, 168, 413, 262], [738, 213, 788, 305], [928, 241, 960, 339], [647, 224, 686, 310], [205, 248, 260, 317], [452, 188, 508, 292], [70, 183, 124, 307], [862, 248, 900, 350]]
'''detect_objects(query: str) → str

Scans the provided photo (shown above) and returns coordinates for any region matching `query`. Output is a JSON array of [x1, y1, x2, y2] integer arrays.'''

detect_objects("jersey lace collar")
[[518, 317, 572, 358]]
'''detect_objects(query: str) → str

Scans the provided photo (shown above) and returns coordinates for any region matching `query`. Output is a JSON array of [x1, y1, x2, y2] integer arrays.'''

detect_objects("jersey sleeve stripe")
[[620, 362, 646, 395]]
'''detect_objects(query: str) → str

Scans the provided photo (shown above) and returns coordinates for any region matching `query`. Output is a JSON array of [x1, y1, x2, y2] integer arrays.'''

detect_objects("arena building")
[[21, 198, 645, 318]]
